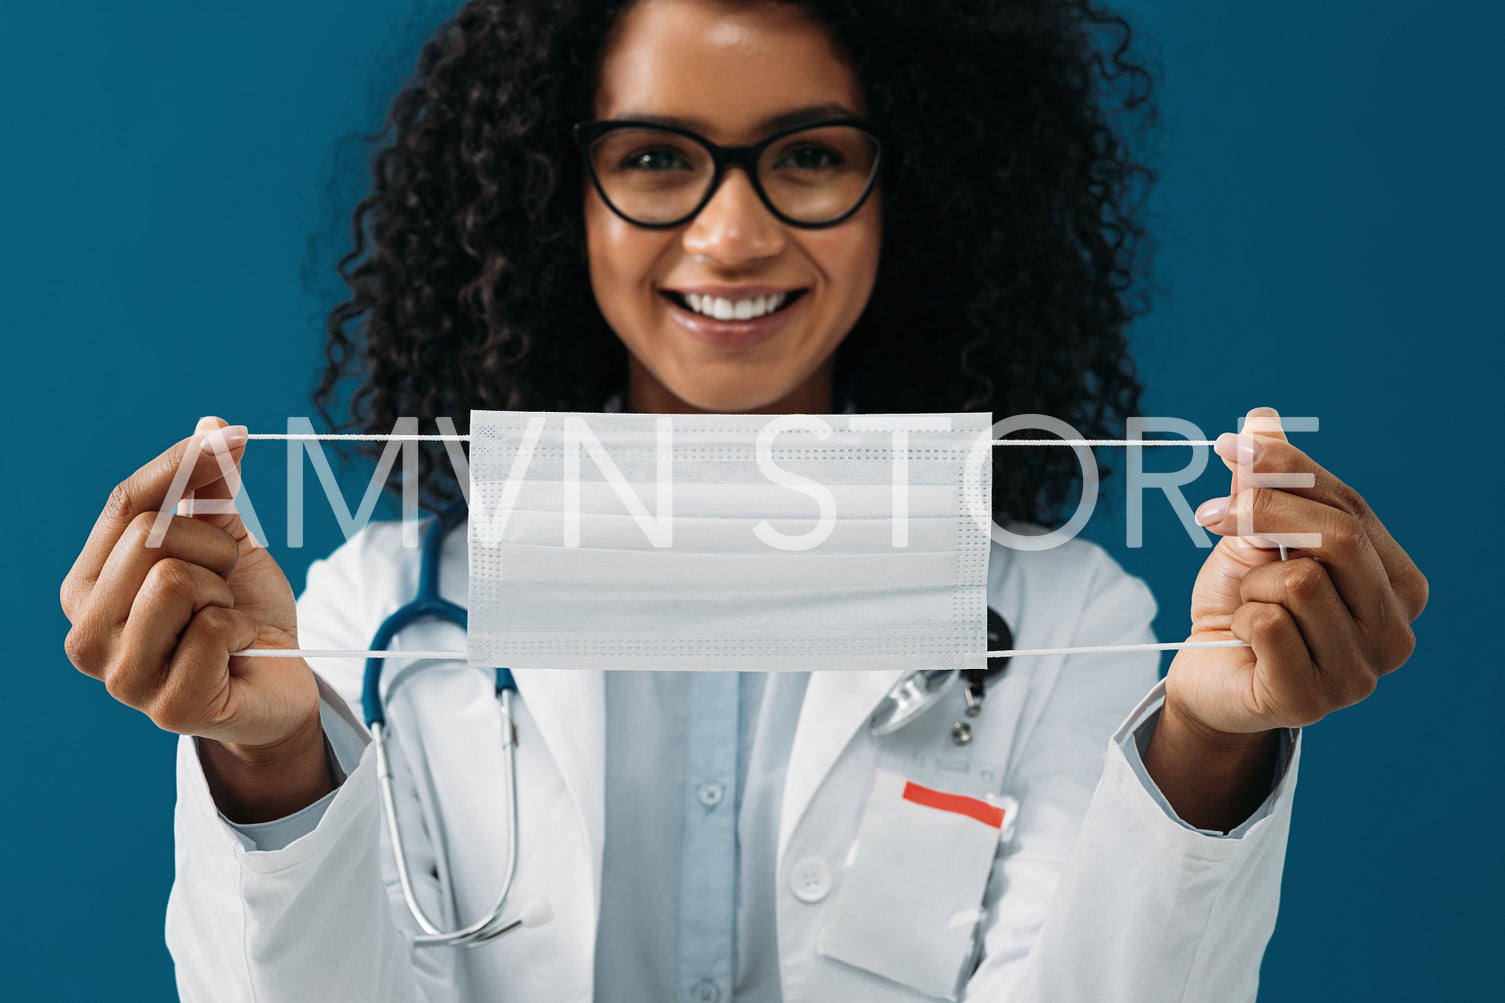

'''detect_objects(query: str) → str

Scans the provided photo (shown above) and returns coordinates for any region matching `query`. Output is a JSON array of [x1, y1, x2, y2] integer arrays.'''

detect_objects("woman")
[[60, 0, 1426, 999]]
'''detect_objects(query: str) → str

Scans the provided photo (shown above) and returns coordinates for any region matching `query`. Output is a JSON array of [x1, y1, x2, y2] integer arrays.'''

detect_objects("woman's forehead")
[[593, 0, 866, 140]]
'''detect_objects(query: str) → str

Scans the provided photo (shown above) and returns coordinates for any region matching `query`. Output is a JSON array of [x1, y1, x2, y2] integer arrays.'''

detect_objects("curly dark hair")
[[315, 0, 1156, 526]]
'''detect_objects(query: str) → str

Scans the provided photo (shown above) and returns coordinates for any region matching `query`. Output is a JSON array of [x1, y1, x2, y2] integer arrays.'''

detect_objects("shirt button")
[[696, 781, 725, 808], [691, 980, 721, 1003], [789, 857, 832, 903]]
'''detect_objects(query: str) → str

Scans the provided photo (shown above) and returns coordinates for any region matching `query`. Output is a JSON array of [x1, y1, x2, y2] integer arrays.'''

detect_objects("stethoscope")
[[363, 501, 1013, 947], [363, 500, 534, 948]]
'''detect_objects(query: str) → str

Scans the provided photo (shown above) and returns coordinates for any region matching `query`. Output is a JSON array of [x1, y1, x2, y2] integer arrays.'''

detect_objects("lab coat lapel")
[[510, 667, 606, 906], [778, 667, 908, 866]]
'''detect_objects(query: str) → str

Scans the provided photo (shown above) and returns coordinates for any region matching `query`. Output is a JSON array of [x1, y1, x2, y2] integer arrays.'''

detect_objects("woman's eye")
[[775, 146, 843, 170], [622, 148, 692, 171]]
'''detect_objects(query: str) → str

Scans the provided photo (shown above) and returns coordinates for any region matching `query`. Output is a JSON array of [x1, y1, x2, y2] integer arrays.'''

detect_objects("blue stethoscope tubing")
[[362, 500, 523, 948]]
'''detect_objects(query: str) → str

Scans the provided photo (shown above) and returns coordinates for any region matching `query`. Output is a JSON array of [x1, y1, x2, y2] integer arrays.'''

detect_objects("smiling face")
[[587, 0, 882, 414]]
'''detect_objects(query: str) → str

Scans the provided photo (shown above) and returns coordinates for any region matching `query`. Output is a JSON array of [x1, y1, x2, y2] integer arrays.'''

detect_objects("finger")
[[1218, 407, 1288, 495], [64, 419, 248, 611], [1238, 559, 1378, 699], [1215, 409, 1340, 535], [1214, 420, 1428, 620], [1230, 600, 1328, 727], [68, 553, 235, 686], [150, 606, 261, 736], [1198, 482, 1394, 630], [1217, 434, 1373, 527], [1256, 437, 1429, 618], [85, 514, 241, 632], [124, 559, 239, 673], [177, 416, 231, 518], [92, 561, 238, 707], [181, 415, 248, 537], [1244, 554, 1415, 679]]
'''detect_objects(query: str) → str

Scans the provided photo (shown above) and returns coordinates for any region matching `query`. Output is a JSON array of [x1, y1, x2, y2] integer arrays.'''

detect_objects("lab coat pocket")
[[817, 768, 1018, 1001]]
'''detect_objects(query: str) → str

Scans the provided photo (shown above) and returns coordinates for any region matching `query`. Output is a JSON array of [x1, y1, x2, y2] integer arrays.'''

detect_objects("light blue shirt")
[[594, 671, 808, 1003]]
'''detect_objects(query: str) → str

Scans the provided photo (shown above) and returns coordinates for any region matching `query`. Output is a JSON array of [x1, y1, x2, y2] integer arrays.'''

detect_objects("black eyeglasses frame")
[[572, 117, 887, 230]]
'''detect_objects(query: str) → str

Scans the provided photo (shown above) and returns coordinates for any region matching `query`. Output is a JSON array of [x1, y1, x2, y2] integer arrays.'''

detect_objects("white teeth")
[[681, 292, 789, 321]]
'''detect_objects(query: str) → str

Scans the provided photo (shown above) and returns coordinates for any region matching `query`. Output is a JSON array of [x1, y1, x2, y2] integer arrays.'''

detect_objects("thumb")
[[180, 415, 251, 541], [1220, 405, 1287, 493]]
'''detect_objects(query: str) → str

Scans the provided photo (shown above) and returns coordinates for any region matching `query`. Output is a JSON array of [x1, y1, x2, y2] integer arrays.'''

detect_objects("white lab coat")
[[166, 519, 1300, 1002]]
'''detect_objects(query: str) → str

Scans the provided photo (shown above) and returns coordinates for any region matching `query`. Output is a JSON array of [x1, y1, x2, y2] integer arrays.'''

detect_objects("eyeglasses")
[[573, 118, 885, 229]]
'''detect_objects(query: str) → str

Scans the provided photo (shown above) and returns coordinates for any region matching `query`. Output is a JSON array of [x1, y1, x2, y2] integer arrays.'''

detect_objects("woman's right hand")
[[62, 416, 332, 821]]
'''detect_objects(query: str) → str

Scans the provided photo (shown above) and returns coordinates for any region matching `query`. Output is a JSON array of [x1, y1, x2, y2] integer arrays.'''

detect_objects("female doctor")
[[60, 0, 1426, 1000]]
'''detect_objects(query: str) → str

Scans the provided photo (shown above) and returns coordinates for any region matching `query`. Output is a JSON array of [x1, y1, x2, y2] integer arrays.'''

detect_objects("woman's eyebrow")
[[607, 103, 861, 134]]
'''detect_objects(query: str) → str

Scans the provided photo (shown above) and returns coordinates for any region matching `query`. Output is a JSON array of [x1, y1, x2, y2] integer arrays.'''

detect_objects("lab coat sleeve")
[[962, 549, 1301, 1003], [165, 524, 453, 1002]]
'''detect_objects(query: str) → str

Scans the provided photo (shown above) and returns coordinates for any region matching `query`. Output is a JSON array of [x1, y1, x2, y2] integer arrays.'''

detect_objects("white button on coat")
[[696, 781, 724, 808], [789, 857, 832, 903]]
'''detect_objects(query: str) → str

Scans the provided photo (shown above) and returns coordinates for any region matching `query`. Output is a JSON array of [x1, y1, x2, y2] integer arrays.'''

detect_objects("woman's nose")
[[680, 166, 787, 264]]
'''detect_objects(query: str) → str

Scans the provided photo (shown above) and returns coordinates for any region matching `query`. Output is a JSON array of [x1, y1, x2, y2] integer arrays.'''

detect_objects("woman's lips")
[[662, 290, 806, 349]]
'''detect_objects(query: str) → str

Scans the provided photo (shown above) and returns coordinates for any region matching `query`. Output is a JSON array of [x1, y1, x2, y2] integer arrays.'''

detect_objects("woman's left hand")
[[1142, 406, 1428, 830], [1167, 406, 1428, 738]]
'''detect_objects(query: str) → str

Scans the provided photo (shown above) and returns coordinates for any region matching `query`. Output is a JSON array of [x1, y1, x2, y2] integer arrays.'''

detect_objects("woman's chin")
[[653, 371, 808, 414]]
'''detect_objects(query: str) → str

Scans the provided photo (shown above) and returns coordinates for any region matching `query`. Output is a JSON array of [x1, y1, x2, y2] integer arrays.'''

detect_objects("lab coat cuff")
[[1108, 678, 1302, 855], [180, 671, 377, 864]]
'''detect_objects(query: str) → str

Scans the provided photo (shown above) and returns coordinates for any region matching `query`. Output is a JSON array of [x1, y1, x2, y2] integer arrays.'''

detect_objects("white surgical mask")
[[466, 409, 993, 672]]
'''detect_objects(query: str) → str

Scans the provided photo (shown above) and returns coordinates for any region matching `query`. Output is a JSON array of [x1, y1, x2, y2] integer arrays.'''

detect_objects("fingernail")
[[203, 425, 248, 454], [1214, 432, 1260, 464], [1195, 496, 1230, 526], [1248, 406, 1279, 419]]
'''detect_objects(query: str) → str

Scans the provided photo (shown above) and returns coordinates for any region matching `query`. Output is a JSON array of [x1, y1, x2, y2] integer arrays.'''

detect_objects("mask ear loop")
[[224, 427, 1289, 663]]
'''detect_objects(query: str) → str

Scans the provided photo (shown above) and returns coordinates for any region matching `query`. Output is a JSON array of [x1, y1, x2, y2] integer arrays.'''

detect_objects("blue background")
[[2, 0, 1497, 997]]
